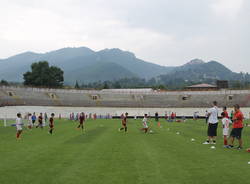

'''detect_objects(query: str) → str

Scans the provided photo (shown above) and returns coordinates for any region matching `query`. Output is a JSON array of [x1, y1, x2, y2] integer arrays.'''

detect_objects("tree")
[[75, 80, 80, 89], [23, 61, 64, 87], [0, 79, 9, 86], [103, 82, 109, 89], [113, 81, 121, 89]]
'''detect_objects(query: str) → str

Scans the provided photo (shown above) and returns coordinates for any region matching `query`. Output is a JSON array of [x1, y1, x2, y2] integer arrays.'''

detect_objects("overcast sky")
[[0, 0, 249, 72]]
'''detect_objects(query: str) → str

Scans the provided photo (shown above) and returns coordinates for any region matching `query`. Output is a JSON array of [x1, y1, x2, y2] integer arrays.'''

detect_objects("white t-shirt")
[[222, 117, 231, 135], [143, 117, 148, 128], [222, 117, 231, 129], [16, 117, 22, 130], [28, 116, 32, 125], [16, 117, 22, 125], [208, 106, 218, 124]]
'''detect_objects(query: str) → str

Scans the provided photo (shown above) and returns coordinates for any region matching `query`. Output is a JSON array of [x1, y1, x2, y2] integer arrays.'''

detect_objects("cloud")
[[0, 0, 249, 72], [211, 0, 244, 20]]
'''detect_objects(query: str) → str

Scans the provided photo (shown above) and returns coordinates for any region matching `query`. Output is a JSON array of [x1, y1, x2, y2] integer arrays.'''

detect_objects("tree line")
[[1, 61, 250, 90]]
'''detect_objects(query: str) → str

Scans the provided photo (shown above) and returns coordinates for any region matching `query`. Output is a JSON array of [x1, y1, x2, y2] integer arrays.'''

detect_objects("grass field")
[[1, 118, 250, 184]]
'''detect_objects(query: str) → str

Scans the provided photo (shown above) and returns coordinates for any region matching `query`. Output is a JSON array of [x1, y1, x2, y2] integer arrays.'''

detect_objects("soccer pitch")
[[1, 118, 250, 184]]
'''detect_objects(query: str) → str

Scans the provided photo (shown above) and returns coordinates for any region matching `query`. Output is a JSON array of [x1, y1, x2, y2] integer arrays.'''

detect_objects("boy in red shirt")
[[119, 113, 128, 132], [227, 104, 244, 149], [36, 113, 43, 129], [77, 112, 85, 132], [223, 106, 229, 118], [48, 113, 55, 135]]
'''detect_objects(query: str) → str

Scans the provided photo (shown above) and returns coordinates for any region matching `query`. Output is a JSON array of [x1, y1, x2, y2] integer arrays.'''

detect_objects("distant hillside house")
[[185, 84, 218, 91]]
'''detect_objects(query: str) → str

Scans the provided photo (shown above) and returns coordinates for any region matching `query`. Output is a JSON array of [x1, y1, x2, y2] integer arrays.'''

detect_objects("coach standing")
[[227, 104, 244, 149], [203, 101, 219, 144]]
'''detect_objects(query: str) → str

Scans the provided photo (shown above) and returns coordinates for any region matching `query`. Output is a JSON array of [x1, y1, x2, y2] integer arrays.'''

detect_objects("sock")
[[224, 139, 227, 145], [125, 127, 127, 132], [213, 140, 216, 143], [16, 132, 20, 138]]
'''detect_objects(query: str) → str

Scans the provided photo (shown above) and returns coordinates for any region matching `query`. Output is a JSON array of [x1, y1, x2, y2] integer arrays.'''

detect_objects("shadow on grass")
[[64, 127, 107, 144]]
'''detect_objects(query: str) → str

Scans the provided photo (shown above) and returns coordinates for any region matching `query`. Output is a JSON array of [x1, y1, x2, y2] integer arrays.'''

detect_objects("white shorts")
[[16, 125, 22, 131], [223, 128, 229, 136]]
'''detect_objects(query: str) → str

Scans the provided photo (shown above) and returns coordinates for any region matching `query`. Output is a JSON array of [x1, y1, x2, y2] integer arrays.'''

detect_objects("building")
[[216, 80, 229, 89], [185, 83, 218, 91]]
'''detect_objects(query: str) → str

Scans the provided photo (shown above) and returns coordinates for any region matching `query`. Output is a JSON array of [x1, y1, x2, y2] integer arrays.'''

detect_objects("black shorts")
[[207, 123, 218, 137], [230, 128, 243, 139]]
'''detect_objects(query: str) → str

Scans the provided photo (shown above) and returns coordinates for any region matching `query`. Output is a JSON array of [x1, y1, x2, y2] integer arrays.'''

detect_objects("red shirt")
[[122, 116, 127, 125], [224, 110, 229, 119], [79, 115, 85, 123], [233, 111, 244, 128], [38, 116, 43, 123], [49, 117, 54, 126]]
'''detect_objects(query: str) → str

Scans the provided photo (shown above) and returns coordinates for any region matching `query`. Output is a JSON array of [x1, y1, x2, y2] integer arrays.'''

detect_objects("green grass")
[[1, 118, 250, 184]]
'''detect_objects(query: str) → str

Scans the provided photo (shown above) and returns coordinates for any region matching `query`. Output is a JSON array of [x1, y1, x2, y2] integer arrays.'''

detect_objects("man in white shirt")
[[16, 113, 23, 139], [203, 101, 219, 144]]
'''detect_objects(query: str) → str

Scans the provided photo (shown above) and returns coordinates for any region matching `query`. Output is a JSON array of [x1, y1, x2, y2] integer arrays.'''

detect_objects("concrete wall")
[[1, 86, 250, 108]]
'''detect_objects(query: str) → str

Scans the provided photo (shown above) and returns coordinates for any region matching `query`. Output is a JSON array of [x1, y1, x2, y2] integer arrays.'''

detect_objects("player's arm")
[[207, 109, 212, 117]]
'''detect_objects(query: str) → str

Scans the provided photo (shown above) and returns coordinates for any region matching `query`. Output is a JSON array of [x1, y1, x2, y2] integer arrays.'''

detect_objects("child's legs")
[[223, 135, 228, 145]]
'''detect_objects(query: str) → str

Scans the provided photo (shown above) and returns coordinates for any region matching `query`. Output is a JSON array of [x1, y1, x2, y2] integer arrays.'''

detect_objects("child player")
[[222, 106, 229, 118], [141, 114, 149, 133], [48, 113, 55, 135], [27, 113, 33, 129], [16, 113, 23, 139], [77, 112, 85, 132], [36, 113, 43, 129], [119, 112, 128, 132], [31, 112, 36, 126], [221, 112, 231, 147]]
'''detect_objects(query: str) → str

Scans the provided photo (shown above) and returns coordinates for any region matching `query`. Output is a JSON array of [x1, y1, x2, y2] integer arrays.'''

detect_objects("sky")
[[0, 0, 249, 72]]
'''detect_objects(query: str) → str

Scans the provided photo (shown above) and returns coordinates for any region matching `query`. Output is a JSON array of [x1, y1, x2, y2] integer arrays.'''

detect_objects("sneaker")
[[237, 146, 243, 150], [223, 145, 228, 148], [203, 141, 210, 144], [211, 142, 216, 145], [226, 145, 234, 149]]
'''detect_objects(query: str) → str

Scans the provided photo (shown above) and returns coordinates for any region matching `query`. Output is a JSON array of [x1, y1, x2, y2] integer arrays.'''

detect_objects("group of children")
[[13, 106, 248, 152], [69, 112, 113, 121], [119, 113, 150, 133], [15, 112, 55, 139]]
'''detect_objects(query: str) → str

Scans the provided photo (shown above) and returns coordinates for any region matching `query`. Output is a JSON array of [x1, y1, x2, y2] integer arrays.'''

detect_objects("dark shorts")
[[207, 123, 218, 137], [230, 128, 243, 139], [32, 120, 36, 124]]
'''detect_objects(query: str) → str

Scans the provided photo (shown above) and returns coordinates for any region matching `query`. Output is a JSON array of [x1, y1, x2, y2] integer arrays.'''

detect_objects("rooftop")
[[186, 83, 217, 88]]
